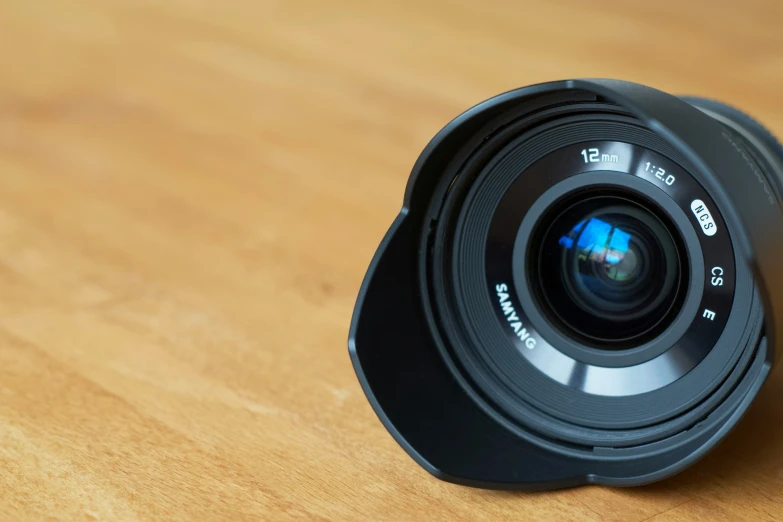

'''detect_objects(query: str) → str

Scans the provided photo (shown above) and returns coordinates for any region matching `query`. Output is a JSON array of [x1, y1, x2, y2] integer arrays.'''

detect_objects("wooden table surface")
[[1, 1, 782, 520]]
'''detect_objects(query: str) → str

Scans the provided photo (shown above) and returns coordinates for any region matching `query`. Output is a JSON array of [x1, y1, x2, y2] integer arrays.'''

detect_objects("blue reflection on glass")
[[559, 218, 631, 265], [606, 227, 631, 264]]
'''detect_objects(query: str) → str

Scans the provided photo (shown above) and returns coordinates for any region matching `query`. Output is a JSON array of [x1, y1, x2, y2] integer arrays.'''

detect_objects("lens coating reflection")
[[533, 193, 687, 348]]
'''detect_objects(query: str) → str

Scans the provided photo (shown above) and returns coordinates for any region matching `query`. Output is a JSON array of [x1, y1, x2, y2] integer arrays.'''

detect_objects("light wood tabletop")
[[1, 1, 782, 520]]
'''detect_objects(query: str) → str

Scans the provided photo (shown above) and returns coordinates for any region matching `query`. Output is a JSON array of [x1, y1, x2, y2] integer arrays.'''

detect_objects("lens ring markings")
[[500, 168, 715, 396]]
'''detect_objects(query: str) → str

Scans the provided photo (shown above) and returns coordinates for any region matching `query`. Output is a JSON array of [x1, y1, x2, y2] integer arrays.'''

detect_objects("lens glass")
[[532, 191, 687, 348]]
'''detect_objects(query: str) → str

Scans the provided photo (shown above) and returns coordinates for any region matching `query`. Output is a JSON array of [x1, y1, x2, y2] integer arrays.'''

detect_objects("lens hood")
[[349, 79, 783, 489]]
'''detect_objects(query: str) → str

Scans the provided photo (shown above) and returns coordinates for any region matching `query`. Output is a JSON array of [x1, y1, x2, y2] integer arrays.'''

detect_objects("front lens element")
[[532, 192, 688, 348]]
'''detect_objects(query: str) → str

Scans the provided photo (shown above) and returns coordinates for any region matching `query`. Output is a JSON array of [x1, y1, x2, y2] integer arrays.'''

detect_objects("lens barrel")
[[350, 80, 783, 489]]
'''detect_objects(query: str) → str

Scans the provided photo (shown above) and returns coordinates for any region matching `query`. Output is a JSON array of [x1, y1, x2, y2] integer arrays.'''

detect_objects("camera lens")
[[531, 191, 687, 348], [350, 79, 783, 490]]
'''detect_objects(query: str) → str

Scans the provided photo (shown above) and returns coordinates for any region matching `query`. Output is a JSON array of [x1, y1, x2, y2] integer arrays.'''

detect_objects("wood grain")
[[0, 0, 781, 520]]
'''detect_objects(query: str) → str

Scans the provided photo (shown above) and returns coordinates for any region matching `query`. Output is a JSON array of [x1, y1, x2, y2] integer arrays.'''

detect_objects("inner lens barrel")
[[531, 190, 688, 348]]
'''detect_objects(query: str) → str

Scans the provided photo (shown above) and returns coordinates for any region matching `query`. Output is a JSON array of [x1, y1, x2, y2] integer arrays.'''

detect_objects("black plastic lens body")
[[350, 80, 783, 489]]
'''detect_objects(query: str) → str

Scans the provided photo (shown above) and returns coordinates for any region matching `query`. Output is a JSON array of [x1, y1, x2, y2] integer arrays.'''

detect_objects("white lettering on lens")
[[581, 148, 619, 164], [500, 299, 514, 315], [645, 163, 676, 185], [711, 266, 724, 287], [690, 199, 717, 236], [495, 284, 537, 349], [703, 309, 717, 321]]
